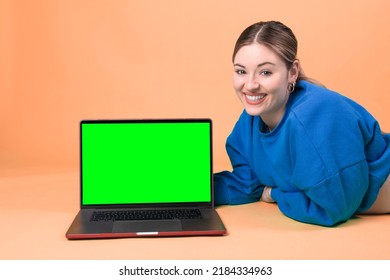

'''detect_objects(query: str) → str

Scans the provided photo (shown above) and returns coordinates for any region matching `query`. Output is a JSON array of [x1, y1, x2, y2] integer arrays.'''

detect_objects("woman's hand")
[[261, 186, 275, 203]]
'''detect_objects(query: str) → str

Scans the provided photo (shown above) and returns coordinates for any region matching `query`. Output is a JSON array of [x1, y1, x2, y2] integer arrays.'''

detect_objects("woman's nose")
[[245, 77, 260, 92]]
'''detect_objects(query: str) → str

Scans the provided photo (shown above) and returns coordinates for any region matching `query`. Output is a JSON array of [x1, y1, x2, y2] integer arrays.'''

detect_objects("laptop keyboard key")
[[90, 209, 202, 222]]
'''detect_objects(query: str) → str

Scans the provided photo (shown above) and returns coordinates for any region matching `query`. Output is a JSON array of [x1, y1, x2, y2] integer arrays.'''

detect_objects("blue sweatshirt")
[[214, 80, 390, 226]]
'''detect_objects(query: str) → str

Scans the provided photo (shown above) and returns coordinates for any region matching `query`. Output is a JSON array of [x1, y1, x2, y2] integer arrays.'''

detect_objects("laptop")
[[66, 119, 226, 239]]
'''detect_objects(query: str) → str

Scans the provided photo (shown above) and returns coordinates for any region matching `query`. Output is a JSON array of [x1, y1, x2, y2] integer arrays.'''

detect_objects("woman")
[[214, 21, 390, 226]]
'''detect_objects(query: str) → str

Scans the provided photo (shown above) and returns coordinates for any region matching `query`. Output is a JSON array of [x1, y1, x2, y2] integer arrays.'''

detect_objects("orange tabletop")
[[1, 167, 389, 260]]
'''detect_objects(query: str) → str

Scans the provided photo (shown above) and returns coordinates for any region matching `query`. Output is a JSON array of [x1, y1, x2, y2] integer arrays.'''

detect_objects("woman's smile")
[[243, 93, 267, 105]]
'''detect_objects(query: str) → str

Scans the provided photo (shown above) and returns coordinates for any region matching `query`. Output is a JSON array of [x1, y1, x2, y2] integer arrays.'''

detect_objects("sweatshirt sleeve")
[[213, 145, 263, 205], [269, 94, 387, 226], [214, 113, 263, 205], [271, 160, 370, 226]]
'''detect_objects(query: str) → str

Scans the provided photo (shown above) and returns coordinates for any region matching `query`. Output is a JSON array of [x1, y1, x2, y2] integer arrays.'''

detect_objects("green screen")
[[81, 121, 211, 205]]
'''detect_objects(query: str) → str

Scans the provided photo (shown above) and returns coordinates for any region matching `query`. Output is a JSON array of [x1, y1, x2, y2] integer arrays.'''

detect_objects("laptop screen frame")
[[79, 119, 214, 209]]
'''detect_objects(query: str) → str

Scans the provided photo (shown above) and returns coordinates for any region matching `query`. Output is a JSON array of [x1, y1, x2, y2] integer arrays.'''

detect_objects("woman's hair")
[[233, 21, 320, 85]]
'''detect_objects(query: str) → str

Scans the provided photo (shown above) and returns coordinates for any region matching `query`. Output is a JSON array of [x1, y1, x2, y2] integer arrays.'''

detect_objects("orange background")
[[1, 0, 390, 172]]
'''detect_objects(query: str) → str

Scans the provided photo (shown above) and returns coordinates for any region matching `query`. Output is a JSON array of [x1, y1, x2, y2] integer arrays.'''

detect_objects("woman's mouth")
[[244, 93, 266, 105]]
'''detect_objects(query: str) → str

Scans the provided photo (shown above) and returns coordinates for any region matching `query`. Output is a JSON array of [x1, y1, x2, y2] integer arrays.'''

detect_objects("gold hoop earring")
[[288, 81, 296, 93]]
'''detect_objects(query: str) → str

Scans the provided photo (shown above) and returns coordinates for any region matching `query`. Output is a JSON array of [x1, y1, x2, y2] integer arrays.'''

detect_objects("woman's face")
[[232, 43, 298, 130]]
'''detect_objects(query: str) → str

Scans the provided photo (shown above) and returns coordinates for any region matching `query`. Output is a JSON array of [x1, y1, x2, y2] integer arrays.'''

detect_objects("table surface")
[[1, 167, 389, 260]]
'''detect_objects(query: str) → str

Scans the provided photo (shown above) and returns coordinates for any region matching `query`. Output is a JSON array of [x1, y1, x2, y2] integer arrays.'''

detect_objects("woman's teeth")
[[246, 94, 265, 101]]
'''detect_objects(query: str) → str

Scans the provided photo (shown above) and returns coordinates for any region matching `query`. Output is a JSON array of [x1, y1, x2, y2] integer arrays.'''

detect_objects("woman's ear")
[[289, 59, 300, 82]]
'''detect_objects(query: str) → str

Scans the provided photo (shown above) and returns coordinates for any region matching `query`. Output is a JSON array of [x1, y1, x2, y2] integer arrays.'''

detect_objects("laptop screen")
[[80, 119, 212, 206]]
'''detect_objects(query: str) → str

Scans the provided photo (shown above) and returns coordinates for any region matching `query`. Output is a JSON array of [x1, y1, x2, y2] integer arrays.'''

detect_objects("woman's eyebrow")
[[233, 62, 276, 68], [233, 63, 246, 68], [257, 62, 276, 67]]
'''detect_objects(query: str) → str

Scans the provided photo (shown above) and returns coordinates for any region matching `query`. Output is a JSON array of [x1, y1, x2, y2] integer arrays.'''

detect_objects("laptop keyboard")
[[90, 208, 202, 222]]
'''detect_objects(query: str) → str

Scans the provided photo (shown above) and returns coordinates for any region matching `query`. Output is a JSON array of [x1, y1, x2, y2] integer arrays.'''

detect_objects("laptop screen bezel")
[[79, 119, 214, 209]]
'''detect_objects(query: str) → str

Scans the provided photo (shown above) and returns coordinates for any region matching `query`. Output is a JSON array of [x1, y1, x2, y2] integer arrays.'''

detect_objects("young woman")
[[213, 21, 390, 226]]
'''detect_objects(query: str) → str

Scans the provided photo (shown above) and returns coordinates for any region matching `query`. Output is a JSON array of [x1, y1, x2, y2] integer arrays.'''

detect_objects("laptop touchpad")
[[113, 220, 182, 233]]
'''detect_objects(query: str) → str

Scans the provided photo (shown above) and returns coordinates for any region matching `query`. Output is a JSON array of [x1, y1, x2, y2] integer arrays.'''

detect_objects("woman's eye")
[[261, 70, 272, 76], [235, 69, 246, 75]]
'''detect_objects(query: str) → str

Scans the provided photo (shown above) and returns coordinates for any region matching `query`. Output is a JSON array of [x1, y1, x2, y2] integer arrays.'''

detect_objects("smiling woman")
[[214, 21, 390, 227], [232, 44, 298, 129]]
